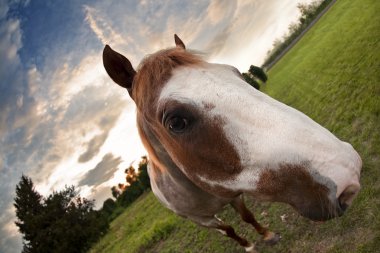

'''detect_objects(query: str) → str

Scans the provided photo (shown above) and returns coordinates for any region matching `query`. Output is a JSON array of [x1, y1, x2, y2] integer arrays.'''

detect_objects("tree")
[[14, 176, 108, 253], [249, 65, 268, 83], [111, 185, 121, 199], [297, 1, 322, 22], [14, 175, 44, 253], [242, 72, 260, 90], [137, 156, 150, 190], [288, 22, 300, 35], [109, 156, 151, 208], [102, 198, 116, 215], [125, 165, 138, 185]]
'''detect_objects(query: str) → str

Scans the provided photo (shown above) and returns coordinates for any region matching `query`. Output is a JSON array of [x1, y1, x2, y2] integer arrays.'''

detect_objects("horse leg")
[[231, 196, 280, 245], [189, 215, 257, 253]]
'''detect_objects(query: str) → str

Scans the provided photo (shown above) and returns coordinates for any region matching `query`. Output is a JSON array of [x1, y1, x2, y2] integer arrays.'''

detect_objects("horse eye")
[[167, 117, 188, 133]]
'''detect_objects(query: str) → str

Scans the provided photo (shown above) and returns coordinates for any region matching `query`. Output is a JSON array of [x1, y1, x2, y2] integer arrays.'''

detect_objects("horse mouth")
[[299, 201, 345, 222]]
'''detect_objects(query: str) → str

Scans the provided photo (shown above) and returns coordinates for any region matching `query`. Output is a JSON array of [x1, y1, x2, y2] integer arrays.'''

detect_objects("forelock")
[[132, 48, 204, 113]]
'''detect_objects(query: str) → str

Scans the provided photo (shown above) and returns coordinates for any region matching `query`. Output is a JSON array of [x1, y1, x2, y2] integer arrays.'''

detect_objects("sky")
[[0, 0, 313, 252]]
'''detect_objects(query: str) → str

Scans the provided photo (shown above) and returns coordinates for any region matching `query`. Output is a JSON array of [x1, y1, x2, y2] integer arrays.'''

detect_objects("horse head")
[[103, 35, 361, 222]]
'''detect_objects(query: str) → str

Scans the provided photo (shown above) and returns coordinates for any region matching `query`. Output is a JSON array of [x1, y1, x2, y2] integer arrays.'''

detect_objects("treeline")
[[262, 0, 334, 69], [102, 156, 150, 221], [14, 156, 150, 253]]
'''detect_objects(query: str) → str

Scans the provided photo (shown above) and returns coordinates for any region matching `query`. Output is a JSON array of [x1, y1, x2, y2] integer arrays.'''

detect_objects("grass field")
[[89, 0, 380, 252]]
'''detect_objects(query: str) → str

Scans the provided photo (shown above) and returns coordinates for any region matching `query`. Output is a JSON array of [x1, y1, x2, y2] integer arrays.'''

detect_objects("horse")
[[102, 35, 362, 252]]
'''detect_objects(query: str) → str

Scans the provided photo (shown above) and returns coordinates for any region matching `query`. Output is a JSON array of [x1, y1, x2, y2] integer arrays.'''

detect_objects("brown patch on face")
[[151, 102, 243, 198], [254, 163, 338, 221]]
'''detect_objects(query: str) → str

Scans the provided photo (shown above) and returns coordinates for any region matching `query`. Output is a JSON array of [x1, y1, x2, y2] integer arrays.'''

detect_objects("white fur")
[[216, 229, 227, 235], [245, 243, 255, 252], [158, 63, 361, 202]]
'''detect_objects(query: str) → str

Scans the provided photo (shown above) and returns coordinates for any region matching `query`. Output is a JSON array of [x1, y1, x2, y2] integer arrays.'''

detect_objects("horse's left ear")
[[103, 45, 136, 96], [174, 34, 186, 49]]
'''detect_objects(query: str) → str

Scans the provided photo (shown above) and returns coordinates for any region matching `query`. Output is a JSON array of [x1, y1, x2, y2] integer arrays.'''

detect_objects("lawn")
[[89, 0, 380, 252]]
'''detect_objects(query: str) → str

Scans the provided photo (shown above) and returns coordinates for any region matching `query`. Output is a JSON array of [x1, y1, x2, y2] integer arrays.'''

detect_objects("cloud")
[[86, 184, 115, 209], [25, 59, 129, 192], [83, 5, 130, 48], [78, 132, 109, 163], [82, 3, 147, 65], [0, 16, 23, 138], [79, 153, 122, 187], [0, 1, 9, 19], [0, 206, 21, 253], [204, 21, 235, 56], [207, 0, 236, 25]]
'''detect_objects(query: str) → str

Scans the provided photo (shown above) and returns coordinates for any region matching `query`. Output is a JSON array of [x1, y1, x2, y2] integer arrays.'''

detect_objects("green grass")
[[89, 0, 380, 252], [89, 192, 181, 253]]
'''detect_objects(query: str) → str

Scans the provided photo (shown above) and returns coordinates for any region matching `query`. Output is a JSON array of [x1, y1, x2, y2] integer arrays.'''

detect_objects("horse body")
[[102, 35, 362, 252]]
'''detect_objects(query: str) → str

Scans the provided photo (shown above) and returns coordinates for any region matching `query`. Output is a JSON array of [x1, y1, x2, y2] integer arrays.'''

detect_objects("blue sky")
[[0, 0, 313, 251]]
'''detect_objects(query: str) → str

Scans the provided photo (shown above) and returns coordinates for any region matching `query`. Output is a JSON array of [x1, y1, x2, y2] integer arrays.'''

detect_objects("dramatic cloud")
[[0, 206, 21, 253], [78, 132, 109, 163], [83, 5, 130, 48], [79, 153, 122, 187], [0, 15, 24, 138], [207, 0, 236, 25]]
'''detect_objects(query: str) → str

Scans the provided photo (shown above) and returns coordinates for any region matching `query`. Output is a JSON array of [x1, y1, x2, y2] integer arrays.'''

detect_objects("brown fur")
[[254, 163, 335, 220]]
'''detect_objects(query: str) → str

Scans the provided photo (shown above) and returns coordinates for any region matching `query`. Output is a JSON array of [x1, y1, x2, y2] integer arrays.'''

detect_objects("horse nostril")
[[338, 184, 360, 211], [338, 201, 348, 212]]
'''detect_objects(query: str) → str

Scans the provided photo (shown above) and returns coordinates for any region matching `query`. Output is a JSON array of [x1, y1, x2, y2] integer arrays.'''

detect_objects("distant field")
[[89, 0, 380, 252]]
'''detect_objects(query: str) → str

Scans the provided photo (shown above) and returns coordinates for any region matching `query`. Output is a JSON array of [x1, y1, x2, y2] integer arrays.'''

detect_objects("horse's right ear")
[[174, 34, 186, 49], [103, 45, 136, 95]]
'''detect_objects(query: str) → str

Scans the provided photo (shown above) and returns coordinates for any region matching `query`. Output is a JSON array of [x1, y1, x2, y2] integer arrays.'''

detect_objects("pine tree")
[[14, 175, 43, 253]]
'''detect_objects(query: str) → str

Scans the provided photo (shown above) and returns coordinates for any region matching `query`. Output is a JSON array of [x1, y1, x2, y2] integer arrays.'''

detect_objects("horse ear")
[[102, 45, 136, 96], [174, 34, 186, 49]]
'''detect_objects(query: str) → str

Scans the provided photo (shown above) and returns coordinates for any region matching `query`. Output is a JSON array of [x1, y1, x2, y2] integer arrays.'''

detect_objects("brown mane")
[[132, 48, 204, 112]]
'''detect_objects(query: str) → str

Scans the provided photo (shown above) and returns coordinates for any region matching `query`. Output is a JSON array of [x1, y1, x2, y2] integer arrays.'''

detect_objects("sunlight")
[[98, 105, 147, 186]]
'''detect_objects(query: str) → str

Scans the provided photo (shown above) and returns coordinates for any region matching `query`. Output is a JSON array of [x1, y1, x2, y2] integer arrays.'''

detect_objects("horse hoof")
[[263, 232, 281, 245], [245, 243, 258, 253]]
